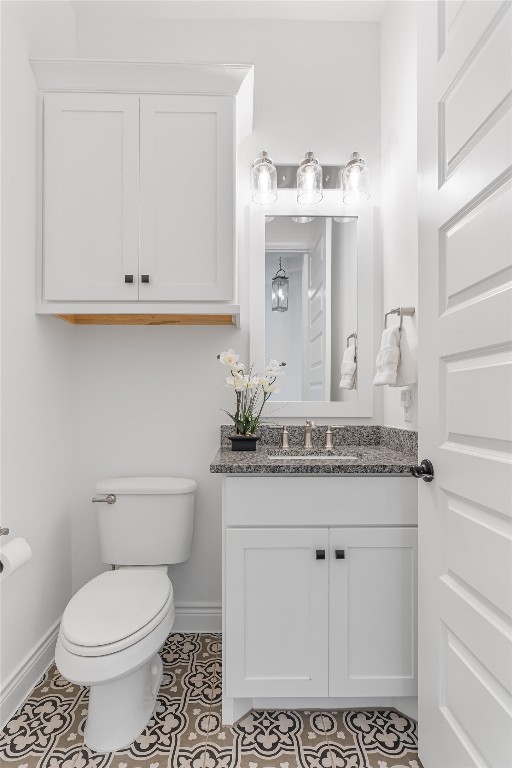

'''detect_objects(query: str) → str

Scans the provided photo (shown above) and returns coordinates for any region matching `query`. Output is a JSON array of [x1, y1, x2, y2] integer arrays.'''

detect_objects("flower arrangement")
[[217, 349, 284, 436]]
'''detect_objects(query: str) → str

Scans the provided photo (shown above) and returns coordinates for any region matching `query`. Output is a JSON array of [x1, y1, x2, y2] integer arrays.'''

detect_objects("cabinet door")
[[139, 95, 234, 301], [225, 528, 329, 698], [43, 93, 139, 301], [329, 527, 417, 697]]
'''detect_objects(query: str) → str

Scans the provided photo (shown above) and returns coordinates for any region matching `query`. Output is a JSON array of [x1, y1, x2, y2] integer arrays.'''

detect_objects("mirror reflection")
[[265, 216, 358, 402]]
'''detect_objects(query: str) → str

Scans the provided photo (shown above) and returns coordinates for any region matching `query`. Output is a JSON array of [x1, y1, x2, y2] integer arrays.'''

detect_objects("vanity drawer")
[[224, 476, 418, 527]]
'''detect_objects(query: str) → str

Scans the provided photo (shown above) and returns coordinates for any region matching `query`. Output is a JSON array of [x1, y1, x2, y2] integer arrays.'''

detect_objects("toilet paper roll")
[[0, 537, 32, 581]]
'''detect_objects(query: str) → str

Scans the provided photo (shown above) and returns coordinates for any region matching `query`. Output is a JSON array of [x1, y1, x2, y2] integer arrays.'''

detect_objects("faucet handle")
[[325, 425, 334, 449], [305, 419, 316, 428]]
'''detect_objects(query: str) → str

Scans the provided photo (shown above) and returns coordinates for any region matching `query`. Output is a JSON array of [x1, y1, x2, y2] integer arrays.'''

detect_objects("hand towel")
[[392, 323, 417, 387], [373, 326, 400, 386], [339, 344, 357, 390]]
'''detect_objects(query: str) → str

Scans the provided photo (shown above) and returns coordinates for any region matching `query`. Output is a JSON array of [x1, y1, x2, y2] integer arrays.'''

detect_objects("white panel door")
[[139, 95, 234, 301], [43, 93, 139, 301], [329, 527, 417, 697], [303, 220, 331, 400], [225, 527, 329, 698], [418, 2, 512, 767]]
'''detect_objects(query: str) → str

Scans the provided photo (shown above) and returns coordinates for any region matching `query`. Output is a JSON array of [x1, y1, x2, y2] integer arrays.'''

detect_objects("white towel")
[[392, 323, 417, 387], [339, 344, 357, 389], [373, 326, 400, 386]]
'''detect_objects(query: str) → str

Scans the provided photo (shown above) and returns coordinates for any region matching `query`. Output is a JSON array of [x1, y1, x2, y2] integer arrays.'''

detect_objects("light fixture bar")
[[275, 165, 344, 190]]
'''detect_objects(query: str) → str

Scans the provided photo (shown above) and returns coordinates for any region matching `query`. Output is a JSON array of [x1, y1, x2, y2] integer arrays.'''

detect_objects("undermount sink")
[[268, 453, 359, 460]]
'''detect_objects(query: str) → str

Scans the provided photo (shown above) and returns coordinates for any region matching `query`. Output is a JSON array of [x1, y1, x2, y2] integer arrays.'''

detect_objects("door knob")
[[410, 459, 434, 482], [316, 549, 326, 560], [335, 549, 345, 559], [124, 274, 134, 283], [141, 274, 150, 283]]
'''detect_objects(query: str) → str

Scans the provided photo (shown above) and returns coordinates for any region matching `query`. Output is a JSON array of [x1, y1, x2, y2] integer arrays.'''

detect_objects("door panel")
[[139, 95, 234, 301], [43, 93, 139, 301], [418, 2, 512, 766], [225, 528, 329, 698], [329, 528, 417, 697]]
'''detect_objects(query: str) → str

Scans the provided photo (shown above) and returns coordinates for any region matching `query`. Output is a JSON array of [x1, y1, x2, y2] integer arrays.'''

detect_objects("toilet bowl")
[[56, 477, 196, 752]]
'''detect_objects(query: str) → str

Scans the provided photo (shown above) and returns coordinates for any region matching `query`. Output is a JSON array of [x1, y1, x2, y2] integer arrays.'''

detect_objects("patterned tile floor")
[[0, 633, 422, 768]]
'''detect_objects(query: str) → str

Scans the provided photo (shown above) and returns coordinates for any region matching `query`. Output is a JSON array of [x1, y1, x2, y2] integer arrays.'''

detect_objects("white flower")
[[262, 381, 279, 394], [225, 375, 240, 389], [247, 376, 260, 389], [232, 361, 245, 372], [219, 349, 239, 367], [233, 374, 251, 391]]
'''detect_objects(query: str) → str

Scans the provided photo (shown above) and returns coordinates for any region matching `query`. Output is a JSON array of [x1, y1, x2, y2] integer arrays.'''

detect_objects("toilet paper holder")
[[0, 527, 9, 537]]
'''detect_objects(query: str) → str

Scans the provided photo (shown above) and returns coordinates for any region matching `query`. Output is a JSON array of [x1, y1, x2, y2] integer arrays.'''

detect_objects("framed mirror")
[[250, 201, 374, 417]]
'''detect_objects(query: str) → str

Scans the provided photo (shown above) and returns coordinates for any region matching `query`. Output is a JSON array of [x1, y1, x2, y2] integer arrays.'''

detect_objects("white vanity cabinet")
[[223, 476, 418, 723], [32, 60, 254, 321]]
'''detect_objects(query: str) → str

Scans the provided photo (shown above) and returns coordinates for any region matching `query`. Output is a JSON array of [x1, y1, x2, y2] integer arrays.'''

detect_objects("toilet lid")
[[61, 570, 172, 647]]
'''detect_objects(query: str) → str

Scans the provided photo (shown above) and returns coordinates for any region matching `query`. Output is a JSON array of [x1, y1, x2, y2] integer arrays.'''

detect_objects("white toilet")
[[55, 476, 196, 753]]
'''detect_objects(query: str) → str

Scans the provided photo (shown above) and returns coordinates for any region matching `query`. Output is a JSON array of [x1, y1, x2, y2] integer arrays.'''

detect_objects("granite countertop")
[[210, 426, 418, 476]]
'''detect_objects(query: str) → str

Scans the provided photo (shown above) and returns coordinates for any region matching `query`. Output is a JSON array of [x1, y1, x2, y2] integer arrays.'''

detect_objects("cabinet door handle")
[[335, 549, 345, 560], [124, 274, 134, 283], [316, 549, 326, 560], [141, 274, 150, 283]]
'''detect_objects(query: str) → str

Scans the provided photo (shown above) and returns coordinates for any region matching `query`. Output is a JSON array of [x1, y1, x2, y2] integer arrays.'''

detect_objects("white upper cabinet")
[[32, 60, 253, 317], [44, 93, 140, 301], [139, 95, 234, 301]]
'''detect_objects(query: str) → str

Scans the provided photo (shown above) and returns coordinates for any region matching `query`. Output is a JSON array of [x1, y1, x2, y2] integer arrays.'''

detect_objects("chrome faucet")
[[304, 420, 315, 449]]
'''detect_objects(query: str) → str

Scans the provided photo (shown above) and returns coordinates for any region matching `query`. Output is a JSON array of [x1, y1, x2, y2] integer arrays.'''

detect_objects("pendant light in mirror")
[[297, 151, 323, 205], [271, 257, 289, 312], [251, 151, 278, 204], [343, 151, 370, 205]]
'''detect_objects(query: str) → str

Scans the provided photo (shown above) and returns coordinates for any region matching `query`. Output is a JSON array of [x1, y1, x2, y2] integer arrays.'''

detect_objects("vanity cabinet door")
[[329, 527, 417, 697], [225, 527, 329, 698], [43, 93, 140, 301], [139, 95, 234, 301]]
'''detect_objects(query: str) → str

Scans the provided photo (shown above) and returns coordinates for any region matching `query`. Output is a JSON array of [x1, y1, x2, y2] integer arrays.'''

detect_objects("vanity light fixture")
[[297, 151, 323, 205], [292, 216, 315, 224], [251, 151, 278, 204], [343, 151, 370, 205], [265, 216, 275, 223], [271, 257, 289, 313]]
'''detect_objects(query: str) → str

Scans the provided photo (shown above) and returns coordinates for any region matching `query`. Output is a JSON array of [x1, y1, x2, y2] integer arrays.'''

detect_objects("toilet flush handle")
[[91, 494, 116, 504]]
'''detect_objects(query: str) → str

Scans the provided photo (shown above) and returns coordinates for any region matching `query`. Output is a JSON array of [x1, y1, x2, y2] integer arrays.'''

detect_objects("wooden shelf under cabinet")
[[55, 313, 236, 326]]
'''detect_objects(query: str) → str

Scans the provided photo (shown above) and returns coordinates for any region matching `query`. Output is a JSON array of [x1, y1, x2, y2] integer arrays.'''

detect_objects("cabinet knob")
[[141, 274, 150, 283], [124, 274, 134, 283], [315, 549, 326, 560], [335, 549, 345, 560]]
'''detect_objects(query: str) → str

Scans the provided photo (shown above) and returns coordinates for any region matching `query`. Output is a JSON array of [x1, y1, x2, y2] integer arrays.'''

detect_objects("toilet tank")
[[94, 477, 196, 566]]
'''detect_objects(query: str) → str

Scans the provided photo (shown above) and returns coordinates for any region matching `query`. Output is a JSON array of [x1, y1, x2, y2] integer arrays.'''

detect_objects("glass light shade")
[[251, 151, 278, 204], [292, 216, 315, 224], [297, 151, 323, 205], [343, 152, 370, 205], [271, 258, 289, 312]]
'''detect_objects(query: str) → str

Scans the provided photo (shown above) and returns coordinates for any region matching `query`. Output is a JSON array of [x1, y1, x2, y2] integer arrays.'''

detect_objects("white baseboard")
[[0, 618, 60, 729], [173, 602, 222, 632]]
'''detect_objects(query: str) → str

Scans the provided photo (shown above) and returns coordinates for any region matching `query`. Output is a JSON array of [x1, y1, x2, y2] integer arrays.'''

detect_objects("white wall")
[[331, 219, 358, 402], [71, 15, 382, 606], [380, 1, 419, 429], [0, 1, 77, 723]]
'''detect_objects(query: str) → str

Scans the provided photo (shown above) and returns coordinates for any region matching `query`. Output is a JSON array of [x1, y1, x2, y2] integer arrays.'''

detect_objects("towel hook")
[[384, 306, 415, 330]]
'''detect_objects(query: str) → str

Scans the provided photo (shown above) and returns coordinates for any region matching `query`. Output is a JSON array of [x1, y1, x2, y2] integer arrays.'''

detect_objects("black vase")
[[228, 434, 260, 452]]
